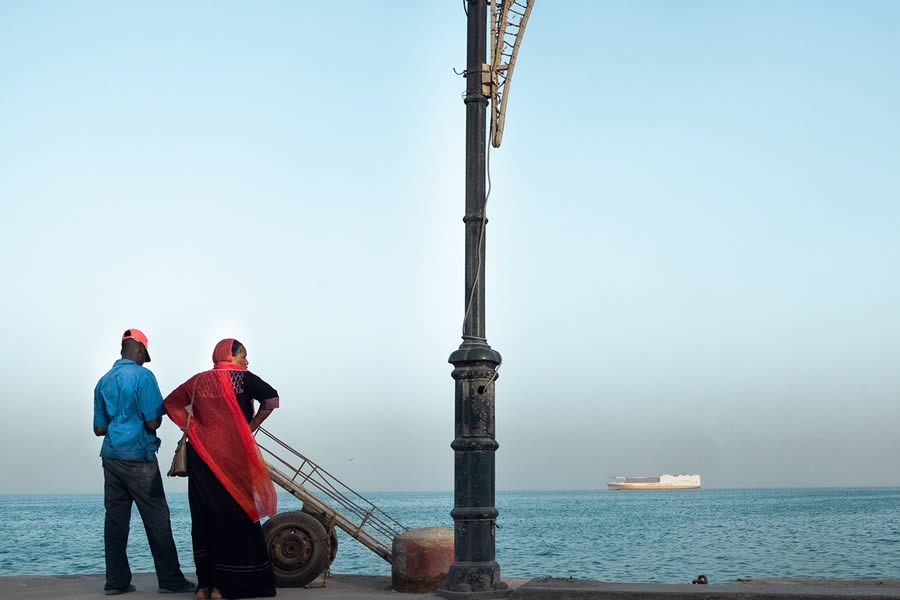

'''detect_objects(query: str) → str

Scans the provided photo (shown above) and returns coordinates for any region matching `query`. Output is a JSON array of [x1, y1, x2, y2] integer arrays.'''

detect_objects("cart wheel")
[[327, 526, 338, 565], [263, 511, 329, 588], [306, 511, 339, 566]]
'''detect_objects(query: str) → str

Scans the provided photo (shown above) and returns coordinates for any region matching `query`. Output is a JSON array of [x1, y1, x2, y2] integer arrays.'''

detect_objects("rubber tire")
[[263, 511, 329, 588], [307, 511, 339, 566], [327, 526, 338, 566]]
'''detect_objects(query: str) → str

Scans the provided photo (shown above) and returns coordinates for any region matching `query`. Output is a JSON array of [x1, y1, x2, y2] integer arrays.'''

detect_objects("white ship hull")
[[608, 474, 701, 490]]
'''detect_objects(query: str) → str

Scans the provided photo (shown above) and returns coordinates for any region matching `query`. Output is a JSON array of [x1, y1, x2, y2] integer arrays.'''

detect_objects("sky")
[[1, 1, 898, 494]]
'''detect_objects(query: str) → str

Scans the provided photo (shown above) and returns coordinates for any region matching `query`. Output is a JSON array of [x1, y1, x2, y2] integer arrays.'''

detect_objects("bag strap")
[[180, 381, 198, 439]]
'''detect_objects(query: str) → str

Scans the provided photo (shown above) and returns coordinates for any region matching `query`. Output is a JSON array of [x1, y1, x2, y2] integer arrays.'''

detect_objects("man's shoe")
[[159, 580, 198, 594], [104, 584, 136, 595]]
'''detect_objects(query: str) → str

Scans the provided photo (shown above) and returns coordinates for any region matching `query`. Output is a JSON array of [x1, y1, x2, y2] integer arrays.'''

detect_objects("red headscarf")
[[164, 339, 277, 522], [213, 338, 236, 366]]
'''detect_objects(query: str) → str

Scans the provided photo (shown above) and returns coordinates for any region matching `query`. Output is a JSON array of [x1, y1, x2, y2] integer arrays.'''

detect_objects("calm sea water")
[[1, 488, 898, 583]]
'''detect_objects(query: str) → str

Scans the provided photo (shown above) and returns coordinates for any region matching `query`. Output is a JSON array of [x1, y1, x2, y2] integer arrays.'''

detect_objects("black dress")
[[188, 370, 279, 598]]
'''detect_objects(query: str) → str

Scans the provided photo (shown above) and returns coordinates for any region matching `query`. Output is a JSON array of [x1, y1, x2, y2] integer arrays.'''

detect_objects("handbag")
[[167, 383, 196, 478]]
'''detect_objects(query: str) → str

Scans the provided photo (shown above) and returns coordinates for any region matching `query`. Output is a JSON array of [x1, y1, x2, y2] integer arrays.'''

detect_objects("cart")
[[254, 427, 408, 587]]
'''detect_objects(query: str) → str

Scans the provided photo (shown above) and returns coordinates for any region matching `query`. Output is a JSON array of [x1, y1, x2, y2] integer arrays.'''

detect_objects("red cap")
[[122, 328, 151, 361]]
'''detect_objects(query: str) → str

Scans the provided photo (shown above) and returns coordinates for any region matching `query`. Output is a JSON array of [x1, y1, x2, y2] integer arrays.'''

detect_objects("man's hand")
[[144, 417, 162, 432], [93, 426, 107, 437]]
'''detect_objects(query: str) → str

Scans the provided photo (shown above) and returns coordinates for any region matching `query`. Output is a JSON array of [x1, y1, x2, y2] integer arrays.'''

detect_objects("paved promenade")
[[515, 577, 900, 599], [0, 573, 405, 600], [2, 573, 899, 600]]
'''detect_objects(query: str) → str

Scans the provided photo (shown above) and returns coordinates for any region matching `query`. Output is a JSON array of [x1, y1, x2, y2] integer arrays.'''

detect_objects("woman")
[[164, 339, 280, 599]]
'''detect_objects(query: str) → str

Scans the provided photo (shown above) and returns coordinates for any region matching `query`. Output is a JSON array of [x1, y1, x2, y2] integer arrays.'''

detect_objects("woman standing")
[[164, 339, 280, 599]]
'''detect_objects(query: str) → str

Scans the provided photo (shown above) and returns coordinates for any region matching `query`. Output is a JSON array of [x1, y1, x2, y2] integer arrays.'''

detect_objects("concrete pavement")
[[511, 577, 900, 600], [0, 573, 399, 600], [0, 572, 527, 600], [2, 573, 899, 599]]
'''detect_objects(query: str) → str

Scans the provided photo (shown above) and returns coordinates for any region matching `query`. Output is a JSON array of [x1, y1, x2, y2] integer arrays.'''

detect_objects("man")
[[93, 329, 196, 595]]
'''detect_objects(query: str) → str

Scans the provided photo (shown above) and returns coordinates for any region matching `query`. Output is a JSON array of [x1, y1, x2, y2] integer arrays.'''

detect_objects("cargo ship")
[[608, 474, 701, 490]]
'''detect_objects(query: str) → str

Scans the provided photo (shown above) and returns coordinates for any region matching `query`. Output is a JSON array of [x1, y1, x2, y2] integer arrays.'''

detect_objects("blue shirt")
[[93, 359, 165, 461]]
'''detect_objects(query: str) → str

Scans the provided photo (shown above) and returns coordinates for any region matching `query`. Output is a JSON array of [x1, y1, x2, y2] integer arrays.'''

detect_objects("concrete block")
[[392, 527, 454, 593]]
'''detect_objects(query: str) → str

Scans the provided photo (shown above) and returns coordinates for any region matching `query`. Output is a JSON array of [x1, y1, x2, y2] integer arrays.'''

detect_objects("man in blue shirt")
[[93, 329, 196, 596]]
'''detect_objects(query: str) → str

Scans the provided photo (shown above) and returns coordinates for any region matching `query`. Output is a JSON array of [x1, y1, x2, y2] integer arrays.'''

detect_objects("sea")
[[2, 488, 899, 584]]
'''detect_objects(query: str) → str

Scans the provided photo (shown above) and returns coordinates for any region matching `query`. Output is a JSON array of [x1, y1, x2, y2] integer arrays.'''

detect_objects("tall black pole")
[[442, 1, 509, 597]]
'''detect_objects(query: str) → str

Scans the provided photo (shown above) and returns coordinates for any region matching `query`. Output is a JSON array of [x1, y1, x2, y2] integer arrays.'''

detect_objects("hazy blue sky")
[[1, 2, 898, 493]]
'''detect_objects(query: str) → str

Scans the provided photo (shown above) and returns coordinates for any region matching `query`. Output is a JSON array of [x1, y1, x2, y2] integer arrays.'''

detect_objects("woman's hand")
[[249, 409, 273, 433]]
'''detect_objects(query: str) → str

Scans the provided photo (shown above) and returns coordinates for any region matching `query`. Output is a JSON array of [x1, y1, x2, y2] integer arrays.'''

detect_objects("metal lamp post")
[[442, 1, 509, 597]]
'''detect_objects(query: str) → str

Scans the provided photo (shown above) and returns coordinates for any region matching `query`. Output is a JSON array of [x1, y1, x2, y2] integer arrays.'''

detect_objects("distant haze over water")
[[1, 2, 899, 494]]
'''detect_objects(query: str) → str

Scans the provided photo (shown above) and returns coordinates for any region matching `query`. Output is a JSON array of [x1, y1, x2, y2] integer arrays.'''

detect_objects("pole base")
[[436, 585, 513, 600], [440, 561, 510, 599]]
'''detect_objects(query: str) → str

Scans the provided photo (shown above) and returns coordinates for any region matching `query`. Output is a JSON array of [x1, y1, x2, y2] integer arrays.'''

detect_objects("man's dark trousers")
[[102, 457, 187, 591]]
